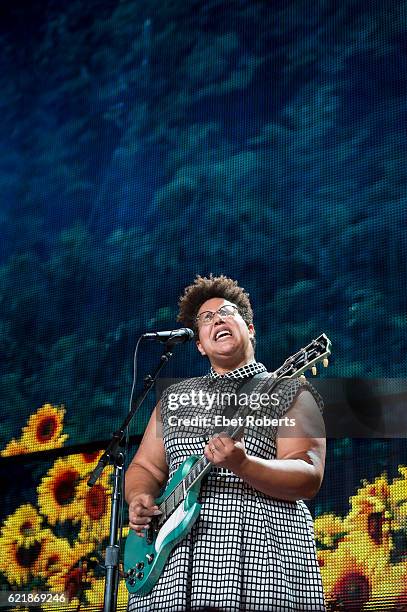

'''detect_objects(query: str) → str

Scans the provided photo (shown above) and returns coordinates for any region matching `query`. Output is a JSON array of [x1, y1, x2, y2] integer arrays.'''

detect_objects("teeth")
[[215, 330, 232, 341]]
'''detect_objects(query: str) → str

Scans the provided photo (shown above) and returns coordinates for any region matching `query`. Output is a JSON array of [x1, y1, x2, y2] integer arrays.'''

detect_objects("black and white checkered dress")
[[128, 363, 326, 612]]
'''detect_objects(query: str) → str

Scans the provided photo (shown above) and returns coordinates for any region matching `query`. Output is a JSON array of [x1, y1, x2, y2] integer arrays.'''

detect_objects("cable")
[[117, 334, 143, 579]]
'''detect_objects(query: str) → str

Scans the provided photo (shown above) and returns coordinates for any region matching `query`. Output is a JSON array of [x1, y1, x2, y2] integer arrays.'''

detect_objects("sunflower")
[[321, 527, 398, 612], [37, 457, 83, 525], [314, 513, 346, 550], [47, 552, 95, 605], [321, 543, 376, 611], [68, 450, 111, 482], [76, 450, 104, 470], [36, 537, 91, 582], [76, 471, 112, 543], [345, 530, 392, 572], [19, 404, 68, 452], [1, 504, 43, 546], [0, 527, 53, 587], [344, 475, 393, 549], [1, 404, 68, 456]]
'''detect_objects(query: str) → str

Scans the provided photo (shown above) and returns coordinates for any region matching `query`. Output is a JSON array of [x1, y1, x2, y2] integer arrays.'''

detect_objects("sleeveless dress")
[[128, 366, 326, 612]]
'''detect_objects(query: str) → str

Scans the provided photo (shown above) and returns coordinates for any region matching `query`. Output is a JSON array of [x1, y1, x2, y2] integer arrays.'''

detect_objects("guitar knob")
[[128, 578, 135, 587], [311, 366, 317, 376], [136, 572, 144, 580], [136, 562, 144, 570], [128, 568, 136, 578], [146, 553, 154, 564], [323, 358, 329, 368]]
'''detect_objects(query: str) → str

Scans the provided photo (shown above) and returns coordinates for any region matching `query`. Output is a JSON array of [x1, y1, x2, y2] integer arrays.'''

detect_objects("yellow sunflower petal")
[[86, 578, 128, 611], [314, 513, 346, 549], [389, 465, 407, 530], [117, 578, 130, 611], [349, 475, 390, 513], [363, 562, 407, 610], [0, 438, 29, 456], [86, 578, 105, 610], [341, 531, 392, 568]]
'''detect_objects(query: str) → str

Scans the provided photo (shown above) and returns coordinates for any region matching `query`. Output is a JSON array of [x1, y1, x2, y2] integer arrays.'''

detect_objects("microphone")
[[142, 327, 194, 345]]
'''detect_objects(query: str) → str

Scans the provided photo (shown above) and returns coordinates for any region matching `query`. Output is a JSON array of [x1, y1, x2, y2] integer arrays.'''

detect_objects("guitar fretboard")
[[157, 456, 210, 523]]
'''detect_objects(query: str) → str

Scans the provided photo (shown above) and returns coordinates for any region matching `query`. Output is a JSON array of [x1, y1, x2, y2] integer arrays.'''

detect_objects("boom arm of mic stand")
[[86, 345, 174, 612], [87, 346, 173, 487]]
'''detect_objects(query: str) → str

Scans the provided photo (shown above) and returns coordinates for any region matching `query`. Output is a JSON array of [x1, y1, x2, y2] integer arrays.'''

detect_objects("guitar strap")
[[213, 370, 272, 433]]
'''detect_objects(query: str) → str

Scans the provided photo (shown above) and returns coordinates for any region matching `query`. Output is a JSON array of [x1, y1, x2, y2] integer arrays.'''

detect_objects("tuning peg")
[[323, 358, 329, 368], [311, 365, 318, 376]]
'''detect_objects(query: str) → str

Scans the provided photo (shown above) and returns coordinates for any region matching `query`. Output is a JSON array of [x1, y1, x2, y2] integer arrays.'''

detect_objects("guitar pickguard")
[[155, 500, 188, 552]]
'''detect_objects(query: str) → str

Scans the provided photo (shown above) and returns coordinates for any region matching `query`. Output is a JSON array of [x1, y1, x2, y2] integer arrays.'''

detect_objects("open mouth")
[[214, 329, 233, 342]]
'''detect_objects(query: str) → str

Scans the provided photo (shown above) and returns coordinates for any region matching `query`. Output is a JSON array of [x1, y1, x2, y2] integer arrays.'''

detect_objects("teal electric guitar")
[[124, 333, 332, 594]]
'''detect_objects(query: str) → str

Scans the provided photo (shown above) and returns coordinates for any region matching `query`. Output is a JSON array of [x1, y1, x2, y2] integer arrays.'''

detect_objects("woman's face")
[[195, 297, 255, 370]]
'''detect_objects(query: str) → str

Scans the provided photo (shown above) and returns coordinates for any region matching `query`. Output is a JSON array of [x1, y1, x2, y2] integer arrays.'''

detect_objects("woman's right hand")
[[128, 493, 162, 537]]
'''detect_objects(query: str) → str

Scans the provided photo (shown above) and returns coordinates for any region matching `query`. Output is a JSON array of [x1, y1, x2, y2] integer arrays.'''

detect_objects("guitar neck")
[[184, 455, 212, 492]]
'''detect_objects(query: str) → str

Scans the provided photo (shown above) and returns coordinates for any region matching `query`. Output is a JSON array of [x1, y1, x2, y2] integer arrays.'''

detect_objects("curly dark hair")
[[177, 274, 255, 345]]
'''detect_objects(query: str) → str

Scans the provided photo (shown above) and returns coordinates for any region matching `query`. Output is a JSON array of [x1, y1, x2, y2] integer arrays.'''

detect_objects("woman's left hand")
[[204, 433, 248, 473]]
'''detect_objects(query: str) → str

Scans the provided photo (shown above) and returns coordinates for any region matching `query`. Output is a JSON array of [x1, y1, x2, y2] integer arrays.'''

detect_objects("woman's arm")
[[125, 404, 169, 535], [204, 389, 326, 501]]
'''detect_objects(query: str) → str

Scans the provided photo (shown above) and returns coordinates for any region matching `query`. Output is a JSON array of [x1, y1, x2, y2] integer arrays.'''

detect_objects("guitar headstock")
[[273, 333, 332, 380]]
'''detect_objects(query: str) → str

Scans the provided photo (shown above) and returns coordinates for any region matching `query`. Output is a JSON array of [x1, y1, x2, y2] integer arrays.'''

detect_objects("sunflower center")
[[46, 554, 61, 570], [368, 511, 383, 545], [53, 470, 78, 505], [20, 520, 34, 536], [65, 567, 84, 601], [36, 416, 57, 442], [82, 451, 100, 463], [333, 571, 370, 610], [85, 484, 107, 520], [16, 541, 42, 568]]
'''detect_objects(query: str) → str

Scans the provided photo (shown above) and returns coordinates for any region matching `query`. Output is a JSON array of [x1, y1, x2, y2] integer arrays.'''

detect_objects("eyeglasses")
[[196, 304, 239, 325]]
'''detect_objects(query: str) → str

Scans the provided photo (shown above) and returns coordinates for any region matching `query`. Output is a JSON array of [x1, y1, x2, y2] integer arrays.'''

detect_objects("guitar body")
[[124, 455, 202, 595]]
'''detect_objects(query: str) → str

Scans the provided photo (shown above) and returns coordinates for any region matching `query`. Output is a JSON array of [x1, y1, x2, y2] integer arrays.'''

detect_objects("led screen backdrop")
[[0, 0, 406, 610], [1, 441, 406, 610]]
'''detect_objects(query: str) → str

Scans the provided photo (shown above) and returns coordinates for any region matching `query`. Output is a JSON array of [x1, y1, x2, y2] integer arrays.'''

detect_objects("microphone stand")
[[87, 344, 175, 612]]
